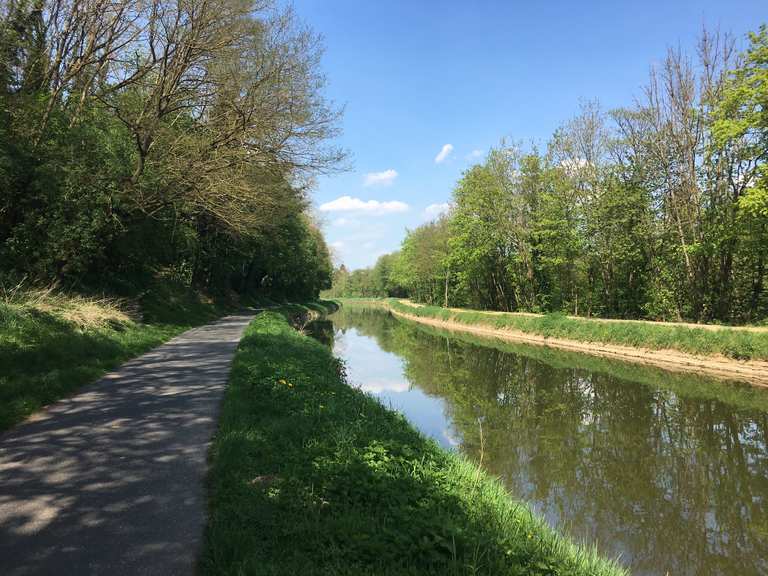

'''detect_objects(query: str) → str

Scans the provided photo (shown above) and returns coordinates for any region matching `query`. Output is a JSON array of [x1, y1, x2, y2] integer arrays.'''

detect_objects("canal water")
[[321, 306, 768, 576]]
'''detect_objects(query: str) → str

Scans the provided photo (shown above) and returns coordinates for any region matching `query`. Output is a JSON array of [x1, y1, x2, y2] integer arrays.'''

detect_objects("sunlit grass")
[[0, 284, 136, 329], [386, 300, 768, 361], [399, 315, 768, 414], [0, 285, 229, 432], [202, 310, 626, 575]]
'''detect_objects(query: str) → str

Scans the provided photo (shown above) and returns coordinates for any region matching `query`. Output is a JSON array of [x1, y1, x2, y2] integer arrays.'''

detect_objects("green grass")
[[396, 314, 768, 415], [201, 310, 626, 576], [0, 283, 231, 433], [280, 299, 340, 321], [384, 300, 768, 361]]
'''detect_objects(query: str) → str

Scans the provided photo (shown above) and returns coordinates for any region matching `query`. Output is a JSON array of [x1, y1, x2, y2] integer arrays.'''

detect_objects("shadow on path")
[[0, 314, 254, 576]]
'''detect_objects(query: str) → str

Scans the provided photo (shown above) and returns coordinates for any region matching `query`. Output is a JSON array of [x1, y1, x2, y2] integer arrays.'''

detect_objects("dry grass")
[[0, 280, 230, 432], [0, 282, 139, 329]]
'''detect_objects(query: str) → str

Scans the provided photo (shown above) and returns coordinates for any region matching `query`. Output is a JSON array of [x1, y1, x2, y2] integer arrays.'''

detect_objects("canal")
[[318, 305, 768, 576]]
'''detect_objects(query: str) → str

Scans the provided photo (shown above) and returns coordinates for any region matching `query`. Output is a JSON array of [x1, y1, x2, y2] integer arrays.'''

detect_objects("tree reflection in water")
[[304, 319, 335, 347], [329, 306, 768, 576]]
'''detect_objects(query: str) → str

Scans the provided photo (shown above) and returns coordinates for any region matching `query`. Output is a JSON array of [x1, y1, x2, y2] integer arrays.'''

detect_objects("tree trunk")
[[444, 267, 449, 308]]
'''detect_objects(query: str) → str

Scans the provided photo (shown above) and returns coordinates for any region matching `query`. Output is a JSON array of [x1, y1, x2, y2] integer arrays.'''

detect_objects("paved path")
[[0, 314, 255, 575]]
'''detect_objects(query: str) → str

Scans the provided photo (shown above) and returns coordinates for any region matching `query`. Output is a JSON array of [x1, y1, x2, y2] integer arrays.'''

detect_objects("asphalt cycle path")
[[0, 313, 255, 575]]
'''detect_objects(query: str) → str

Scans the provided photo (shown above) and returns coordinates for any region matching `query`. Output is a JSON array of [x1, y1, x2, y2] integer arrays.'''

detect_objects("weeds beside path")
[[0, 285, 230, 433], [201, 309, 625, 576]]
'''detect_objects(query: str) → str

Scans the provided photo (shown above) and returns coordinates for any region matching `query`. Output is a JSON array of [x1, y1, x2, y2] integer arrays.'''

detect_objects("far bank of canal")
[[320, 305, 768, 576]]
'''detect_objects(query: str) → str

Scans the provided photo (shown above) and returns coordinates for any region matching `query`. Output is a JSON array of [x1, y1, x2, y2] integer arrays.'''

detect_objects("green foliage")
[[398, 218, 452, 304], [325, 252, 409, 299], [449, 160, 518, 310], [0, 1, 338, 302], [0, 284, 229, 432], [710, 25, 768, 321], [331, 28, 768, 324], [201, 310, 625, 576]]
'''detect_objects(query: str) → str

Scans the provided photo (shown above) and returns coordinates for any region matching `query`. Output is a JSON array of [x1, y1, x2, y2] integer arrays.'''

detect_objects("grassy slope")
[[202, 310, 625, 576], [385, 300, 768, 362], [394, 313, 768, 414], [0, 284, 228, 433]]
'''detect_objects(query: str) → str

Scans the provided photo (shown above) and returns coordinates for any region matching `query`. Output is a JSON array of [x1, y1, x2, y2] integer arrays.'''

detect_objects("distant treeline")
[[328, 28, 768, 323], [1, 0, 342, 300]]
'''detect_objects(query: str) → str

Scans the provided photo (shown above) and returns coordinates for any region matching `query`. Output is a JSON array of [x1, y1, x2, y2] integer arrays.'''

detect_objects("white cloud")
[[434, 144, 454, 164], [364, 169, 398, 187], [424, 202, 452, 219], [330, 240, 345, 250], [319, 195, 409, 215], [466, 149, 483, 161], [331, 217, 361, 228], [354, 379, 411, 394], [442, 428, 461, 447]]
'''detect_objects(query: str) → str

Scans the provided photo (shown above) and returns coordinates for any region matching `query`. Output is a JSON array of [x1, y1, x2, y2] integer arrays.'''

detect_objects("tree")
[[449, 157, 518, 310], [323, 26, 768, 324], [0, 0, 343, 301], [713, 25, 768, 320]]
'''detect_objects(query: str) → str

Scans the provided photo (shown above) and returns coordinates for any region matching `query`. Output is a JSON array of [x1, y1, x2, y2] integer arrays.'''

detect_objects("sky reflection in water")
[[328, 307, 768, 576]]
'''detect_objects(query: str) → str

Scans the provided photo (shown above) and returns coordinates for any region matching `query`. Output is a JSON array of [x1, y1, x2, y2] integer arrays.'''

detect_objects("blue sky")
[[291, 0, 765, 270]]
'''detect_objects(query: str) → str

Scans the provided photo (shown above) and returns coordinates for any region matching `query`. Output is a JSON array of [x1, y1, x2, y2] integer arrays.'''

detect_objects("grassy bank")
[[201, 310, 625, 575], [383, 300, 768, 362], [0, 284, 231, 433], [392, 312, 768, 415]]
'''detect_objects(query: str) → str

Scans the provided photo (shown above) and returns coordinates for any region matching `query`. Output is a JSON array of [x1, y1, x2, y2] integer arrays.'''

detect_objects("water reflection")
[[332, 317, 461, 447], [329, 306, 768, 576], [304, 319, 335, 347]]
